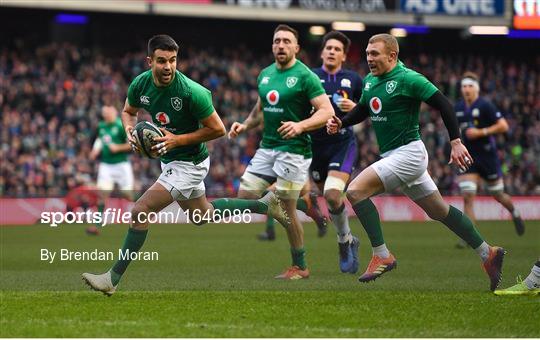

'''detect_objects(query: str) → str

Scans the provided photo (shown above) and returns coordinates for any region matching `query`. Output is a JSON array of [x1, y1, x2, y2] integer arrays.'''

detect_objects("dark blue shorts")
[[310, 137, 358, 183], [465, 152, 502, 181]]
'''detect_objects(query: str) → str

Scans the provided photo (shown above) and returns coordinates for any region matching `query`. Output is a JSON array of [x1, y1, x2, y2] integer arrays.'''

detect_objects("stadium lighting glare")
[[331, 21, 365, 32], [309, 26, 326, 36], [468, 26, 509, 35], [390, 28, 407, 38]]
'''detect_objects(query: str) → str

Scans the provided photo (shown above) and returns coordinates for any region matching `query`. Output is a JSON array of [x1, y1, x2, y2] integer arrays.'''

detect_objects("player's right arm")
[[326, 103, 370, 134], [228, 97, 263, 139], [425, 91, 472, 172], [121, 98, 141, 152], [465, 102, 508, 140], [89, 138, 102, 160]]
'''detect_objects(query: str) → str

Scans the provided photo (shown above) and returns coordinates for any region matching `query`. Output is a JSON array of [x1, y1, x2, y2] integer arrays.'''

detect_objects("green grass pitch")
[[1, 219, 538, 337]]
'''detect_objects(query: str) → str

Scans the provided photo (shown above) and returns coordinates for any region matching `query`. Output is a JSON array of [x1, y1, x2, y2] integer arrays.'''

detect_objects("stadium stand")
[[1, 40, 538, 198]]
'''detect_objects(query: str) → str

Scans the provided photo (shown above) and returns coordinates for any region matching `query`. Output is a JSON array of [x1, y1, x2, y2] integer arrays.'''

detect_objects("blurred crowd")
[[1, 41, 539, 198]]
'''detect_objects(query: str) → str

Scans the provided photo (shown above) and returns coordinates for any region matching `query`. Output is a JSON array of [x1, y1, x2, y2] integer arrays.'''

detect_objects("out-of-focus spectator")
[[1, 43, 538, 197]]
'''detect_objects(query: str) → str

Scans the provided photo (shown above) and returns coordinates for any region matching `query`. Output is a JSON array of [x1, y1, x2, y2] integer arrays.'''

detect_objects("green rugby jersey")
[[127, 70, 215, 164], [359, 61, 438, 154], [97, 117, 129, 164], [258, 60, 325, 158]]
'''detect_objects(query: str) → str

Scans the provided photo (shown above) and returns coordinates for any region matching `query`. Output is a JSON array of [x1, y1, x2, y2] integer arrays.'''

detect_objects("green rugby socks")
[[111, 228, 148, 285], [291, 248, 307, 270], [211, 198, 267, 219], [352, 199, 385, 247], [441, 206, 484, 249], [296, 197, 308, 213]]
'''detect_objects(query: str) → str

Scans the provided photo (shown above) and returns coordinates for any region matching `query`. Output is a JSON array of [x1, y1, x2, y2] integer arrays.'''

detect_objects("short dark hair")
[[274, 24, 299, 42], [147, 34, 179, 57], [322, 30, 351, 54]]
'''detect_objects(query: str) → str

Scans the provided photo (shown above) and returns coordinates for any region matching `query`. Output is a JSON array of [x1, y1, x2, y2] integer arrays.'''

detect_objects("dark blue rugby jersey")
[[310, 67, 362, 142], [455, 97, 503, 155]]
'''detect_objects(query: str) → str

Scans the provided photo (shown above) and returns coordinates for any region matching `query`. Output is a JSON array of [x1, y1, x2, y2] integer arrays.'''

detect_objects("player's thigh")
[[458, 173, 480, 196], [324, 170, 349, 207], [177, 194, 214, 225], [485, 178, 505, 196], [402, 170, 439, 202], [115, 162, 134, 192], [346, 166, 385, 204], [480, 156, 504, 195], [273, 152, 311, 199], [132, 182, 175, 223], [325, 170, 350, 193], [97, 163, 115, 191], [376, 140, 428, 185], [327, 138, 358, 180], [309, 143, 330, 184], [240, 148, 277, 198], [300, 180, 312, 197], [158, 158, 209, 202]]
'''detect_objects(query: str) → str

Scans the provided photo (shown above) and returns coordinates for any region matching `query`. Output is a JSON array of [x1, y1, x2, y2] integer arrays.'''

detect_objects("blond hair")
[[368, 34, 399, 56]]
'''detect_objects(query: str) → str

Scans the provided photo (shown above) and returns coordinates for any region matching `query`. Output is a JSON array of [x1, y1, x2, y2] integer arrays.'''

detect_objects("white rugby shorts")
[[157, 157, 210, 201], [245, 148, 311, 184], [372, 140, 438, 200], [97, 161, 134, 191]]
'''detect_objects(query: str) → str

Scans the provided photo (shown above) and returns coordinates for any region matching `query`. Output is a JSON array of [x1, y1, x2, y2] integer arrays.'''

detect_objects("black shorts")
[[310, 137, 358, 183], [465, 152, 502, 181]]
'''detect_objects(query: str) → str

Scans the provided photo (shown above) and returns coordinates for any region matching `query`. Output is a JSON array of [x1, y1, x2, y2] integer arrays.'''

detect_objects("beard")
[[275, 53, 293, 66]]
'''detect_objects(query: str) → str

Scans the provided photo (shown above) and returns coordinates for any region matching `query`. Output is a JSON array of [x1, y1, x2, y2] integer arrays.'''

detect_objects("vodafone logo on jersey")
[[369, 97, 382, 114], [155, 112, 170, 125], [266, 90, 280, 105]]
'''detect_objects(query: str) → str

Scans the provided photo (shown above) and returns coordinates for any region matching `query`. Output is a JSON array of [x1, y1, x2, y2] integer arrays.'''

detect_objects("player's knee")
[[346, 186, 370, 205], [131, 201, 151, 227], [239, 172, 270, 198], [463, 192, 475, 205], [324, 189, 342, 211], [425, 206, 449, 221]]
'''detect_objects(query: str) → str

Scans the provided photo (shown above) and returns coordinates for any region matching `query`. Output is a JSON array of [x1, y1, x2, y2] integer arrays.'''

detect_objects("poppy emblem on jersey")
[[386, 80, 397, 94], [286, 77, 298, 88], [369, 97, 382, 114], [156, 112, 170, 125], [171, 97, 183, 111], [341, 78, 351, 88], [266, 90, 280, 105]]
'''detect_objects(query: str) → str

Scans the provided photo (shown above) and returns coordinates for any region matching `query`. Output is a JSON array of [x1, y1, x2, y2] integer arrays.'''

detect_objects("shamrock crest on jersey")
[[171, 97, 182, 111], [286, 77, 298, 88], [386, 80, 397, 94]]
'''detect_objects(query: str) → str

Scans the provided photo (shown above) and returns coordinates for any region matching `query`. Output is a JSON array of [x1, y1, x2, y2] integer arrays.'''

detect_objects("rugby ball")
[[132, 121, 165, 159]]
